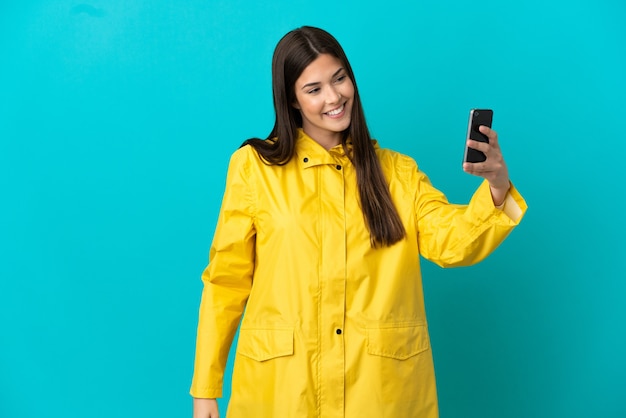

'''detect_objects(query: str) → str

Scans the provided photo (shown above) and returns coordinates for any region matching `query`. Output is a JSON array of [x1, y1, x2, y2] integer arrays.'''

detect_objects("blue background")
[[1, 1, 625, 417]]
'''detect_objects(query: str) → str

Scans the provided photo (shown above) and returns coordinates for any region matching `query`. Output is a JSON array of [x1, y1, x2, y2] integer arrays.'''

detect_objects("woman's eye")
[[335, 75, 346, 83], [307, 88, 320, 94]]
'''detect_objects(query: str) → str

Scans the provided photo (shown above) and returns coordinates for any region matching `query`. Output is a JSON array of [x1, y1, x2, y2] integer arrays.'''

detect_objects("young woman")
[[191, 26, 526, 418]]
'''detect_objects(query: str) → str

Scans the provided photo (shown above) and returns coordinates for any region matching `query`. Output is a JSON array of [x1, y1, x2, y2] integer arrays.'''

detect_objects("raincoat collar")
[[295, 129, 354, 169]]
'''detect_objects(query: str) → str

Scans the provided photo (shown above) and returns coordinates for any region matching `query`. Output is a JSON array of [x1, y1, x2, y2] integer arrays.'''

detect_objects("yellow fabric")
[[191, 129, 527, 417]]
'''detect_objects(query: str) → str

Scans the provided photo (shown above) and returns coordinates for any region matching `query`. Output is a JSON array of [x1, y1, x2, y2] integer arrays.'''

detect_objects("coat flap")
[[366, 324, 430, 360], [237, 327, 294, 362]]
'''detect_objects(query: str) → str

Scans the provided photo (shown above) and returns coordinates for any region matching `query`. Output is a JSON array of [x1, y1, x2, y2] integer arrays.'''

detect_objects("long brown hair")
[[242, 26, 405, 247]]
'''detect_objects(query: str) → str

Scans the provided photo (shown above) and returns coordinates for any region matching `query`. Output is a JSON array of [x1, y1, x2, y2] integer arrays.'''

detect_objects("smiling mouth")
[[325, 104, 345, 117]]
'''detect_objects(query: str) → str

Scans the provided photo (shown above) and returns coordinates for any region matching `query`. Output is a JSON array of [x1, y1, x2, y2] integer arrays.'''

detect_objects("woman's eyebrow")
[[301, 68, 345, 90]]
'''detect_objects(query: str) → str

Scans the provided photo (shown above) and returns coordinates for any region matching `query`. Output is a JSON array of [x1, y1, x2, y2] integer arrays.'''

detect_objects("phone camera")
[[474, 111, 479, 117]]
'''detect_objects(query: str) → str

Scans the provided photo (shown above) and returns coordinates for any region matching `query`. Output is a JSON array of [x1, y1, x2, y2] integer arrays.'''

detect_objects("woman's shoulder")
[[231, 137, 283, 166], [223, 144, 265, 182], [231, 142, 256, 159], [229, 142, 267, 166], [374, 142, 419, 172]]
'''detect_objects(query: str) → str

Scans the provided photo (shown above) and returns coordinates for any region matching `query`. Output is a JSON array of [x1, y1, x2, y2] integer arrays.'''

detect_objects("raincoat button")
[[336, 165, 342, 170], [303, 157, 309, 162], [336, 329, 342, 335]]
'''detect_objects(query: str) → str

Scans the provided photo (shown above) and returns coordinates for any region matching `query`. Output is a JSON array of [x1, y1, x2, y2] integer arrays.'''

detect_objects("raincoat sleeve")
[[408, 157, 527, 268], [190, 147, 256, 398]]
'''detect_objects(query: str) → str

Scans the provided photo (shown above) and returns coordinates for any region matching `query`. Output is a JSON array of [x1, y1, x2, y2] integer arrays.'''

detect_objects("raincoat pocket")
[[366, 323, 430, 360], [237, 327, 294, 362]]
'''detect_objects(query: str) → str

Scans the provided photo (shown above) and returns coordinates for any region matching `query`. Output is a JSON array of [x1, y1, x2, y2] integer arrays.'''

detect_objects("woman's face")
[[293, 53, 354, 148]]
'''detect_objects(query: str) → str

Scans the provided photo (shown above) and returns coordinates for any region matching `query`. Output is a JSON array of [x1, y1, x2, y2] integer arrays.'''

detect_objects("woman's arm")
[[407, 127, 527, 267], [190, 148, 256, 399]]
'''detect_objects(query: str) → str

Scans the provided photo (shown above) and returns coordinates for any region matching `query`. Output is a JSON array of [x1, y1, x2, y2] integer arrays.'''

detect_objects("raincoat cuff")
[[470, 180, 526, 224], [499, 183, 525, 222], [190, 386, 223, 399]]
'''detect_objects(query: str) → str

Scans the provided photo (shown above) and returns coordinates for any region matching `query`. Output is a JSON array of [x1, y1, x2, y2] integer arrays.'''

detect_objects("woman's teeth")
[[326, 105, 344, 116]]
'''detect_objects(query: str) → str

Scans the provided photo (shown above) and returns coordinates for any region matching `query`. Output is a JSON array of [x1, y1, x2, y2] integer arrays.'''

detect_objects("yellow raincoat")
[[191, 129, 527, 417]]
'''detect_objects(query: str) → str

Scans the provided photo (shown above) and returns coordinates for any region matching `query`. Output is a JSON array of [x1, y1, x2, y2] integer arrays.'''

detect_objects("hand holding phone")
[[461, 108, 511, 205], [463, 109, 493, 163]]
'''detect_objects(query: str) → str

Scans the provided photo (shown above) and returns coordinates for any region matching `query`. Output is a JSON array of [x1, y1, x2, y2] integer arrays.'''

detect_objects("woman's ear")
[[292, 101, 301, 110]]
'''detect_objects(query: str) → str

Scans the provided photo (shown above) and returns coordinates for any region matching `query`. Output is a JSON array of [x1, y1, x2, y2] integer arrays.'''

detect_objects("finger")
[[463, 162, 484, 177], [467, 139, 490, 153], [465, 158, 501, 172], [479, 125, 498, 144], [463, 162, 475, 173], [463, 161, 487, 174]]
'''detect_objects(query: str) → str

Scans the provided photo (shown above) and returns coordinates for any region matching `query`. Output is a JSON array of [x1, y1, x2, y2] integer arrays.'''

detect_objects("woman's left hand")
[[462, 125, 510, 206]]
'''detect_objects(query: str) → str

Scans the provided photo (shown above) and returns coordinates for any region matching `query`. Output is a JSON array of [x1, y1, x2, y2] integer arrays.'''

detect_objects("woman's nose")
[[325, 86, 341, 104]]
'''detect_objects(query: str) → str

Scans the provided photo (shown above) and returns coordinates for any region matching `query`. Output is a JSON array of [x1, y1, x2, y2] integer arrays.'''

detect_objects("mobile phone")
[[463, 109, 493, 163]]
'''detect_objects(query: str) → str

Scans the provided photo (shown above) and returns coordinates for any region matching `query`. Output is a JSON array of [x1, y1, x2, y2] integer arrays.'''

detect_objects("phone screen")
[[464, 109, 493, 163]]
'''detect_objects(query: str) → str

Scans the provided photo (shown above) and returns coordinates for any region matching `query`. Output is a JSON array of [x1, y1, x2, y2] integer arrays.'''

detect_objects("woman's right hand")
[[193, 398, 219, 418]]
